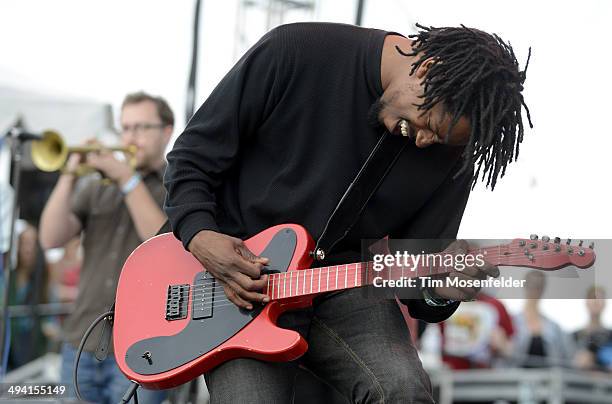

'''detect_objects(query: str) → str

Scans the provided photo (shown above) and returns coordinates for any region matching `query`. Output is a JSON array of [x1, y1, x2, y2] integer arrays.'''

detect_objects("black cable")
[[72, 310, 114, 402], [119, 382, 139, 404]]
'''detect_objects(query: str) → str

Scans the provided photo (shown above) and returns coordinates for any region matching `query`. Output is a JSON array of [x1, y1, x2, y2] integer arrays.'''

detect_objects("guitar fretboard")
[[263, 245, 538, 300]]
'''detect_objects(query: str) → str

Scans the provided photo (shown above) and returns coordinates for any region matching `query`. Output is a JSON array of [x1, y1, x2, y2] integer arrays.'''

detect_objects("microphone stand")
[[0, 127, 40, 375]]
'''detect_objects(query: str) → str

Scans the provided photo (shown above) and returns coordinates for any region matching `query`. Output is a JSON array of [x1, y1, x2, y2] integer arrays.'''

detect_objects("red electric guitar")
[[113, 224, 595, 389]]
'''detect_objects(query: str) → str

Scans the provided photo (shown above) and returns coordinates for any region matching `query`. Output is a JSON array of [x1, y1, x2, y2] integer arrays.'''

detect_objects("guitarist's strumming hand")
[[430, 240, 500, 301], [188, 230, 270, 310]]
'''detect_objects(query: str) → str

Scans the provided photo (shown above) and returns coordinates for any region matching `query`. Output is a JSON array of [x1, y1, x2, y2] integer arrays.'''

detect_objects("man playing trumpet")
[[39, 91, 173, 404]]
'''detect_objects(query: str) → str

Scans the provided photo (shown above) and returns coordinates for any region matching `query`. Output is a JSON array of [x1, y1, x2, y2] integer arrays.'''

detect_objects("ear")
[[415, 58, 436, 80]]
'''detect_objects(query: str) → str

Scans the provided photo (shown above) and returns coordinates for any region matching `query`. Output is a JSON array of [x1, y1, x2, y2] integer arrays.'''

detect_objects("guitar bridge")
[[166, 284, 189, 321]]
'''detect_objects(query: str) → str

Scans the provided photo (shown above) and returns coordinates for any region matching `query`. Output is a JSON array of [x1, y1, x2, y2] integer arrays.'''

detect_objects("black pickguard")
[[125, 227, 297, 375]]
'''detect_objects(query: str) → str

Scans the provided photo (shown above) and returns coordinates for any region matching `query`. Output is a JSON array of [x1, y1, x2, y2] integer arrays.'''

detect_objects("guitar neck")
[[265, 245, 516, 300]]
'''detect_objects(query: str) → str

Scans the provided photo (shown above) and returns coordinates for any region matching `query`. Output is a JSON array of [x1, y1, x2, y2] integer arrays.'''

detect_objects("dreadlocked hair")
[[398, 23, 533, 189]]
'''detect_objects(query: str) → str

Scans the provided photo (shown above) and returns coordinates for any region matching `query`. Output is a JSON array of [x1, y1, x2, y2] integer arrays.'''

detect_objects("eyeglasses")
[[120, 123, 165, 135]]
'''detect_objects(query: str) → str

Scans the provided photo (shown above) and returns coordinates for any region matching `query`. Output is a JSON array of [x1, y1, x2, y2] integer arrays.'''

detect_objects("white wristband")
[[121, 173, 142, 196]]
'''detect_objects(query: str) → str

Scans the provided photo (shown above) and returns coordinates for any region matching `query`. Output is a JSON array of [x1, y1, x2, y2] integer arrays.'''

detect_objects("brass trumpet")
[[31, 130, 137, 176]]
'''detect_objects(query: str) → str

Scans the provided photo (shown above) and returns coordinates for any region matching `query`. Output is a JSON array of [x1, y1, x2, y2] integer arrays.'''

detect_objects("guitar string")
[[167, 247, 588, 297], [163, 247, 592, 308]]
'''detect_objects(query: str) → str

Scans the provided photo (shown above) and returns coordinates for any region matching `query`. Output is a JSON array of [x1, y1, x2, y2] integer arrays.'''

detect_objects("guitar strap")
[[311, 131, 410, 261]]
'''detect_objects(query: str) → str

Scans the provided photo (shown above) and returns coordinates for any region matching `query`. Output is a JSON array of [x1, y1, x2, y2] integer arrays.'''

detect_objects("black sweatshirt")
[[164, 23, 472, 322]]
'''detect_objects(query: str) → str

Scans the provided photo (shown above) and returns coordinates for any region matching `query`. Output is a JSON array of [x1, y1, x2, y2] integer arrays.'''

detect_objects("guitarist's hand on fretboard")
[[430, 240, 500, 301], [188, 230, 271, 310]]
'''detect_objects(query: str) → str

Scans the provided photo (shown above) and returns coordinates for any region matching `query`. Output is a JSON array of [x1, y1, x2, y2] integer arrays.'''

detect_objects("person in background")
[[39, 91, 172, 404], [573, 286, 612, 372], [47, 236, 82, 303], [511, 271, 574, 368], [439, 292, 514, 369], [8, 221, 49, 369]]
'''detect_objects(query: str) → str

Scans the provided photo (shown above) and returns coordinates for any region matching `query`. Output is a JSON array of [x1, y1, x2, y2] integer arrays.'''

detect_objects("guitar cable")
[[73, 309, 141, 403]]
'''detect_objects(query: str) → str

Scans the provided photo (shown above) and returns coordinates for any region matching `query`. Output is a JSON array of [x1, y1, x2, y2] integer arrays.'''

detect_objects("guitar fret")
[[289, 271, 293, 297], [276, 274, 279, 299], [344, 265, 348, 288], [283, 273, 286, 298], [326, 268, 329, 291], [269, 274, 273, 299], [303, 270, 306, 294], [296, 271, 300, 295], [354, 264, 358, 286], [310, 269, 313, 293], [318, 269, 321, 292], [335, 266, 339, 290]]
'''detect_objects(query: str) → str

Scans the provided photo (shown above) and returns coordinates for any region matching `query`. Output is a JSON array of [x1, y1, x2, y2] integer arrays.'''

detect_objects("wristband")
[[421, 286, 455, 307], [121, 173, 142, 196]]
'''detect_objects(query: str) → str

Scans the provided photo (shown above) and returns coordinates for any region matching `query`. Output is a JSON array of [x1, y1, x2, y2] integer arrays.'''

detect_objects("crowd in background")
[[5, 219, 81, 370], [422, 274, 612, 373]]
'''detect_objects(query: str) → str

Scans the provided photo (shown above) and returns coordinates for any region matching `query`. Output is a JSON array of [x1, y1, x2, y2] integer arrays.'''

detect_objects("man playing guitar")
[[163, 23, 531, 403]]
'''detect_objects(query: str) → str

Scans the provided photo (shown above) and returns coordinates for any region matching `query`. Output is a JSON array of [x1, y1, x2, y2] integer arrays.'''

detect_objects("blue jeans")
[[60, 343, 167, 404], [204, 288, 435, 403]]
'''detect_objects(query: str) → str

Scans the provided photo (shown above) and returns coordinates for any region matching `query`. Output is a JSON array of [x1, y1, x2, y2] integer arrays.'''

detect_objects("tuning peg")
[[542, 235, 550, 242], [568, 247, 574, 254], [578, 249, 585, 256], [589, 242, 595, 249], [566, 238, 572, 245], [555, 244, 561, 252], [543, 244, 549, 250], [578, 240, 583, 247], [530, 234, 538, 240], [554, 237, 561, 244]]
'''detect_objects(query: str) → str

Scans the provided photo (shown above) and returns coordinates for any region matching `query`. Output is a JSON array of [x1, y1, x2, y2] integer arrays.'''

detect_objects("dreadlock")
[[397, 23, 533, 189]]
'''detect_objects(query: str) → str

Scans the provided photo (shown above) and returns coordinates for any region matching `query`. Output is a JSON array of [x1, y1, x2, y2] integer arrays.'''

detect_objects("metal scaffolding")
[[234, 0, 317, 59]]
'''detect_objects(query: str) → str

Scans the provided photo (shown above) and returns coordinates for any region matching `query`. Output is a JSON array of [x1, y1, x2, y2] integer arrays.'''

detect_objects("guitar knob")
[[542, 235, 550, 242], [589, 242, 595, 249], [519, 240, 526, 247], [554, 237, 561, 244], [528, 254, 535, 261], [566, 238, 572, 245], [530, 234, 538, 240], [578, 240, 583, 247], [555, 244, 561, 252], [543, 244, 549, 250]]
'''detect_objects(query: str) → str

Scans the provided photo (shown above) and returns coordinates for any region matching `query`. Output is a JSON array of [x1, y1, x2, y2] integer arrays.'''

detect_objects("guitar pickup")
[[192, 276, 215, 320], [166, 284, 189, 321]]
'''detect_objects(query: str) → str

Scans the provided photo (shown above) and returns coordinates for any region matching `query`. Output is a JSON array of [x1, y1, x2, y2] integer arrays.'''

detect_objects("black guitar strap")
[[311, 131, 410, 261]]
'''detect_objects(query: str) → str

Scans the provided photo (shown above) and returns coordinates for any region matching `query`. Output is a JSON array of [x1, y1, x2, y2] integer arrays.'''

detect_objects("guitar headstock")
[[507, 235, 596, 270]]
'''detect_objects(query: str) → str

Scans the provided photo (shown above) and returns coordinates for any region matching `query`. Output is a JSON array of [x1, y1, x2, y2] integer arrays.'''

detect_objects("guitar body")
[[113, 224, 315, 389]]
